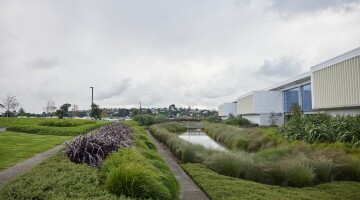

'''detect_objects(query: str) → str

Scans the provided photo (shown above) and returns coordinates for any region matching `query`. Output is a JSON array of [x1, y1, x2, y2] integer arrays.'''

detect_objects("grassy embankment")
[[0, 118, 110, 170], [0, 118, 110, 136], [0, 121, 179, 200], [150, 122, 360, 191], [0, 131, 73, 171]]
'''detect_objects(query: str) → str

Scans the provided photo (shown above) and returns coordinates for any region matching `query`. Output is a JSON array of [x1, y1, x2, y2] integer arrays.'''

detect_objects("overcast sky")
[[1, 0, 360, 113]]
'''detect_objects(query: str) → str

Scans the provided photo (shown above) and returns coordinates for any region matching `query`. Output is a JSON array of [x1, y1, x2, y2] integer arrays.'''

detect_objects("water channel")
[[179, 131, 226, 151]]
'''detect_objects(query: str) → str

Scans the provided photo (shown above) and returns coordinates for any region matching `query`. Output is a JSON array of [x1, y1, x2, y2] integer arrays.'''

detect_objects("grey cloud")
[[257, 56, 302, 78], [1, 1, 360, 113], [97, 78, 132, 100], [269, 0, 360, 15], [27, 57, 59, 69]]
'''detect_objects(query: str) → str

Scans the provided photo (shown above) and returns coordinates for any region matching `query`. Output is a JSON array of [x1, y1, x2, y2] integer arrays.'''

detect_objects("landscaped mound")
[[65, 123, 134, 167]]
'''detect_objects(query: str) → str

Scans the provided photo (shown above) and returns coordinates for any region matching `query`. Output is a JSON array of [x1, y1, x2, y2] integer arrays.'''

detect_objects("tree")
[[101, 109, 109, 118], [77, 111, 87, 118], [3, 94, 19, 118], [44, 99, 57, 116], [18, 107, 26, 116], [90, 103, 101, 120], [70, 104, 79, 118], [56, 103, 71, 119], [168, 104, 177, 118]]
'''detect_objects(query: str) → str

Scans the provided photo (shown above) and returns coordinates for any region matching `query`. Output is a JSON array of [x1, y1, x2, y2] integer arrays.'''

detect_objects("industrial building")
[[218, 102, 237, 119], [219, 47, 360, 126]]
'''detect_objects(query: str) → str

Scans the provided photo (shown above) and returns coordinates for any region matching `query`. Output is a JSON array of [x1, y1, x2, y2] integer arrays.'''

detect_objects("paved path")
[[0, 145, 64, 188], [147, 131, 209, 200]]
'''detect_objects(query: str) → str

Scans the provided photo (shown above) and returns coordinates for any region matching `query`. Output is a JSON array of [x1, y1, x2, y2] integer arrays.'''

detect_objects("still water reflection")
[[179, 131, 226, 151]]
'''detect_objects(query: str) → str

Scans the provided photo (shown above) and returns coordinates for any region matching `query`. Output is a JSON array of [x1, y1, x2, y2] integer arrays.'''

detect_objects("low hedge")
[[7, 122, 109, 136], [38, 119, 95, 127]]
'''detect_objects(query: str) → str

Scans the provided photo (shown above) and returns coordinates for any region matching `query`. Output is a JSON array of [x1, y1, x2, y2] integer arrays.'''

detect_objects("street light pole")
[[90, 87, 94, 105]]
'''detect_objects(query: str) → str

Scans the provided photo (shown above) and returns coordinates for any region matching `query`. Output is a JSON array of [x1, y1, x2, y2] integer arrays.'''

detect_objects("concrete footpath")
[[147, 131, 209, 200], [0, 145, 64, 188]]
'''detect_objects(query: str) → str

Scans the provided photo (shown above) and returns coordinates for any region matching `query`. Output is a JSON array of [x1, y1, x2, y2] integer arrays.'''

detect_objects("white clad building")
[[224, 47, 360, 126], [218, 102, 237, 119]]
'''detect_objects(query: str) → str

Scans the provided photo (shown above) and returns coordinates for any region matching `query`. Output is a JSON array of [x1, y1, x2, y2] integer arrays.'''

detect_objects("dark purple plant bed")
[[65, 123, 134, 167]]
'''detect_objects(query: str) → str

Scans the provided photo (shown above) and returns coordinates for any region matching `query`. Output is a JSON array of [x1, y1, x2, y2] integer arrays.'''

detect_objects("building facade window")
[[284, 87, 299, 112], [301, 84, 312, 111]]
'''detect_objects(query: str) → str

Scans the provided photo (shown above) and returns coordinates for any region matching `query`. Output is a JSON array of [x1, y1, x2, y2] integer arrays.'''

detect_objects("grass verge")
[[0, 118, 110, 136], [0, 152, 124, 200], [0, 131, 73, 171], [182, 163, 360, 200]]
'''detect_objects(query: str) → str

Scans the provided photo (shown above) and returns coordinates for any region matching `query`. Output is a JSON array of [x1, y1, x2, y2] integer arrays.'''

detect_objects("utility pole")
[[90, 87, 94, 105], [139, 102, 142, 114]]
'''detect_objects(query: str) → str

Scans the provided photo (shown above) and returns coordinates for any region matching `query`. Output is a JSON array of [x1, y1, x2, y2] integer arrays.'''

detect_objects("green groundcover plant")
[[182, 163, 360, 200]]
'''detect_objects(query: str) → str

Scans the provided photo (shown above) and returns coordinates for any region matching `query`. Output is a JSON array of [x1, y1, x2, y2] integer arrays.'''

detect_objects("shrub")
[[154, 114, 168, 124], [279, 109, 360, 145], [133, 114, 168, 126], [224, 114, 251, 126], [65, 123, 133, 167], [206, 115, 222, 123]]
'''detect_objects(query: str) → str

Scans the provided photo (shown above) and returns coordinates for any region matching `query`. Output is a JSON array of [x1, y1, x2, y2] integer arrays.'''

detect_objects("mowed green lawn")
[[0, 132, 73, 171]]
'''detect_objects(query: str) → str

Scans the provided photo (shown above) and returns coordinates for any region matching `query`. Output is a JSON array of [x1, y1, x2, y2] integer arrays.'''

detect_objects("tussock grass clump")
[[205, 152, 243, 177], [313, 156, 334, 182], [287, 164, 315, 187], [205, 151, 264, 182], [101, 149, 173, 199], [204, 123, 282, 151]]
